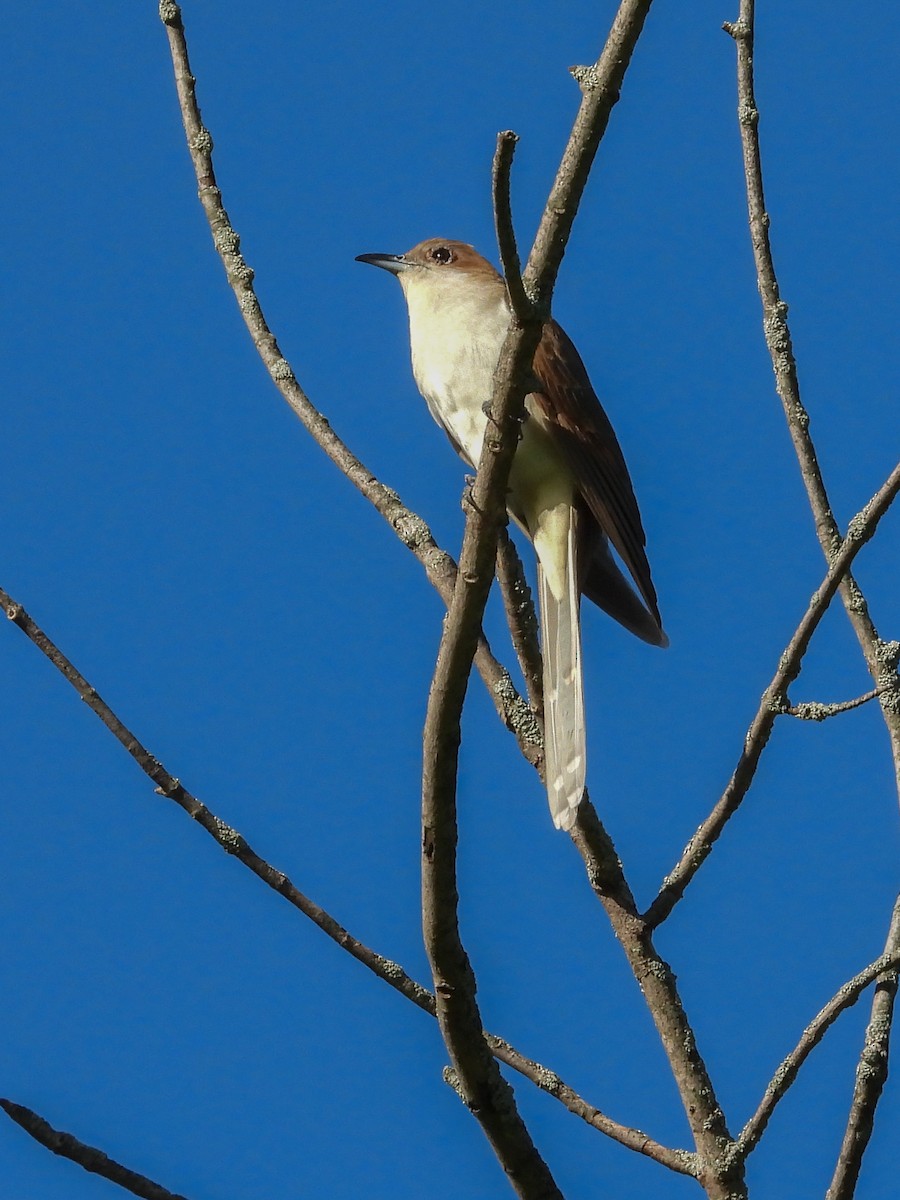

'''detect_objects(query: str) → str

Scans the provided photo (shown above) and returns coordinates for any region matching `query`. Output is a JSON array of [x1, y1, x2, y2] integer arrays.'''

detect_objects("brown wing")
[[531, 319, 663, 629]]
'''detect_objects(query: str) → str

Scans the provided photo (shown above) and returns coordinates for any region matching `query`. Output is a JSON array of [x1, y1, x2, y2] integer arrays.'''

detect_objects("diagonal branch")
[[495, 528, 544, 714], [0, 1099, 189, 1200], [156, 2, 540, 775], [724, 1, 900, 792], [826, 898, 900, 1200], [570, 801, 743, 1199], [735, 895, 900, 1160], [525, 0, 657, 311], [646, 461, 900, 927], [0, 584, 686, 1171], [0, 584, 433, 1013]]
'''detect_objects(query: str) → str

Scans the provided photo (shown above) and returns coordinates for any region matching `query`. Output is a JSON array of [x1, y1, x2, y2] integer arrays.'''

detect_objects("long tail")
[[537, 508, 585, 831]]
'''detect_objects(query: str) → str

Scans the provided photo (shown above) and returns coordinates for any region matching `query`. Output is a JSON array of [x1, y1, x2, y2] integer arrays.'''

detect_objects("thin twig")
[[646, 462, 900, 927], [495, 528, 544, 714], [0, 1100, 189, 1200], [784, 688, 881, 722], [724, 2, 900, 792], [156, 2, 540, 775], [735, 897, 900, 1159], [487, 1034, 694, 1174], [487, 133, 544, 715], [826, 898, 900, 1200], [0, 584, 684, 1167], [492, 130, 529, 320], [0, 585, 434, 1013]]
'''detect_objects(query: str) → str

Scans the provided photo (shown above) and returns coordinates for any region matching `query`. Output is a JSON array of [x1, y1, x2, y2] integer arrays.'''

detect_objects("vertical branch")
[[419, 5, 659, 1192], [419, 134, 559, 1199], [826, 899, 900, 1200], [725, 3, 900, 1188], [724, 3, 900, 788]]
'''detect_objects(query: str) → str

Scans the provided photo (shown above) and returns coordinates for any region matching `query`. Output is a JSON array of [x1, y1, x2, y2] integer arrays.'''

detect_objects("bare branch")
[[571, 802, 743, 1199], [418, 3, 666, 1193], [784, 689, 881, 722], [526, 0, 657, 310], [495, 528, 544, 714], [0, 585, 435, 1014], [1, 1099, 189, 1200], [492, 131, 529, 320], [826, 898, 900, 1199], [725, 0, 900, 792], [736, 895, 900, 1159], [646, 462, 900, 927], [155, 2, 541, 775], [487, 1035, 695, 1174], [419, 251, 554, 1200], [0, 583, 684, 1165]]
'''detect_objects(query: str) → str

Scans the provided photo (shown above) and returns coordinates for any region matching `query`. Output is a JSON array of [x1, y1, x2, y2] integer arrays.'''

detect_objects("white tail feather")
[[537, 511, 585, 830]]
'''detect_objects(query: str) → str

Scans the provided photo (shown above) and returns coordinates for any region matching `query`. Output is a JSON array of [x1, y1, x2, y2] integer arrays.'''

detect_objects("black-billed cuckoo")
[[357, 239, 666, 831]]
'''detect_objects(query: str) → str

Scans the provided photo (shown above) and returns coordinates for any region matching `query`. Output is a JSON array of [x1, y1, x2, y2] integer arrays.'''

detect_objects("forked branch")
[[647, 462, 900, 927], [736, 896, 900, 1159]]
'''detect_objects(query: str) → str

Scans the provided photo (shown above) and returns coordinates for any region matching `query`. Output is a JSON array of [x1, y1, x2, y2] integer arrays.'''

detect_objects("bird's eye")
[[430, 245, 453, 264]]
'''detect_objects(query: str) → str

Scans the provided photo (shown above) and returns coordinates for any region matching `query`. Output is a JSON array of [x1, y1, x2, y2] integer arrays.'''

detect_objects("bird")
[[356, 238, 666, 830]]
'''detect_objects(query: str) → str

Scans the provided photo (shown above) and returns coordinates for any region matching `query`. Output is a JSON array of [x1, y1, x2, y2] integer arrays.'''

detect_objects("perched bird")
[[357, 239, 666, 830]]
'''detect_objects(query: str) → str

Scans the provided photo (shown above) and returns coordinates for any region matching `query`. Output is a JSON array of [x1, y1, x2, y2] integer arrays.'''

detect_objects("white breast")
[[402, 271, 511, 467]]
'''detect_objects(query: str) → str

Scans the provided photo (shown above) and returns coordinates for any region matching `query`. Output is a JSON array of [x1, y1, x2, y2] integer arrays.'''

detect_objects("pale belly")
[[405, 276, 575, 571]]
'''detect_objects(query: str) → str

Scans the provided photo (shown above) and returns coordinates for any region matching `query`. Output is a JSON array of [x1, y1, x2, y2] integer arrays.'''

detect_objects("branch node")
[[738, 102, 758, 128], [569, 63, 597, 90], [441, 1065, 467, 1102], [270, 357, 294, 382], [189, 126, 213, 154], [492, 670, 543, 745], [158, 0, 181, 24], [875, 639, 900, 671]]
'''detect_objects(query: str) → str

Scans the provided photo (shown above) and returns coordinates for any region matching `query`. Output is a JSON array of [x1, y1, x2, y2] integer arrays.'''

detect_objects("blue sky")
[[1, 3, 897, 1198]]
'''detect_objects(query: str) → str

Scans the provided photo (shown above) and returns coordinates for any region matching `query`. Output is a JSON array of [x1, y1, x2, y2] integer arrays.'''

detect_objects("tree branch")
[[495, 528, 544, 715], [0, 585, 434, 1014], [570, 802, 743, 1199], [419, 160, 556, 1200], [646, 462, 900, 927], [492, 130, 529, 320], [784, 689, 881, 722], [735, 895, 900, 1159], [418, 4, 664, 1194], [826, 898, 900, 1200], [0, 1099, 189, 1200], [526, 0, 657, 310], [724, 1, 900, 795], [156, 1, 540, 775], [0, 585, 686, 1169]]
